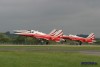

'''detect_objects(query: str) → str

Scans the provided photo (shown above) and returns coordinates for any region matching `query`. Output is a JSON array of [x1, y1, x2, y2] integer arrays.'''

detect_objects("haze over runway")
[[0, 0, 100, 37]]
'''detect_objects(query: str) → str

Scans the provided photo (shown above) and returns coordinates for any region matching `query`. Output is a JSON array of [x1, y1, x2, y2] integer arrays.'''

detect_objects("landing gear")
[[40, 40, 44, 45], [60, 39, 66, 44], [39, 39, 49, 45], [45, 41, 49, 45], [78, 41, 82, 45]]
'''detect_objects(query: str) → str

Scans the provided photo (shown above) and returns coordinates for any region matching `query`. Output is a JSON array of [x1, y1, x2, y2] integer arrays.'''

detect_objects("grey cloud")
[[0, 0, 100, 37]]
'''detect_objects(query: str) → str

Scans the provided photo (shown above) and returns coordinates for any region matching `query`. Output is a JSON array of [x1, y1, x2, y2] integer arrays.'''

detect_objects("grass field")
[[0, 45, 100, 67]]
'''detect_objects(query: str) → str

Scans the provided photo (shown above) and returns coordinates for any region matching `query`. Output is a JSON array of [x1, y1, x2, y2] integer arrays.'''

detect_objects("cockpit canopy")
[[28, 30, 35, 33]]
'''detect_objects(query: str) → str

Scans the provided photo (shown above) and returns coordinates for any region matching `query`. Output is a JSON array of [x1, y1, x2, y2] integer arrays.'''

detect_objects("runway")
[[0, 44, 100, 56]]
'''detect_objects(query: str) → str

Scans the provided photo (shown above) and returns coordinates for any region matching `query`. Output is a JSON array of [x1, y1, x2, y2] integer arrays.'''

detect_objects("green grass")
[[0, 45, 100, 67]]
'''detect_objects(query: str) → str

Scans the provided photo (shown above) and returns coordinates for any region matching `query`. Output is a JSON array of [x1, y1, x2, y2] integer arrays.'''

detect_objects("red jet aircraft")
[[14, 29, 63, 44], [62, 33, 96, 45]]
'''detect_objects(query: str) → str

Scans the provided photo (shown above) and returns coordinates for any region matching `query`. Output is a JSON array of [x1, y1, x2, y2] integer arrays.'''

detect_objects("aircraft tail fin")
[[49, 29, 58, 36], [87, 33, 96, 43], [54, 30, 63, 37], [87, 33, 95, 39]]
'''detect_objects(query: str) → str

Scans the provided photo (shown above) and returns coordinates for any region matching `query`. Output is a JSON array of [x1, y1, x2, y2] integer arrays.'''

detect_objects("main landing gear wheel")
[[79, 41, 82, 45], [40, 40, 49, 45]]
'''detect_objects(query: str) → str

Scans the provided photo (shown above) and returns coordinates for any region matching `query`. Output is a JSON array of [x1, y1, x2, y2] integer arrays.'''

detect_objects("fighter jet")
[[14, 29, 63, 44], [62, 33, 96, 45]]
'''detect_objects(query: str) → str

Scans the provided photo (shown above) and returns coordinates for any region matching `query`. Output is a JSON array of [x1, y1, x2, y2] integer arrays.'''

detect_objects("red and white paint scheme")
[[14, 29, 63, 44], [62, 33, 96, 45], [14, 29, 96, 45]]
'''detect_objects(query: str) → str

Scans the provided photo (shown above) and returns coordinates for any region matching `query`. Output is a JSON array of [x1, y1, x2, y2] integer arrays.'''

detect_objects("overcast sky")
[[0, 0, 100, 37]]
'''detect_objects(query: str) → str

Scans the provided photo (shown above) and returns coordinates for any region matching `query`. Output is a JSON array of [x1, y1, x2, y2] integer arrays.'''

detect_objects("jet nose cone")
[[14, 33, 23, 35]]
